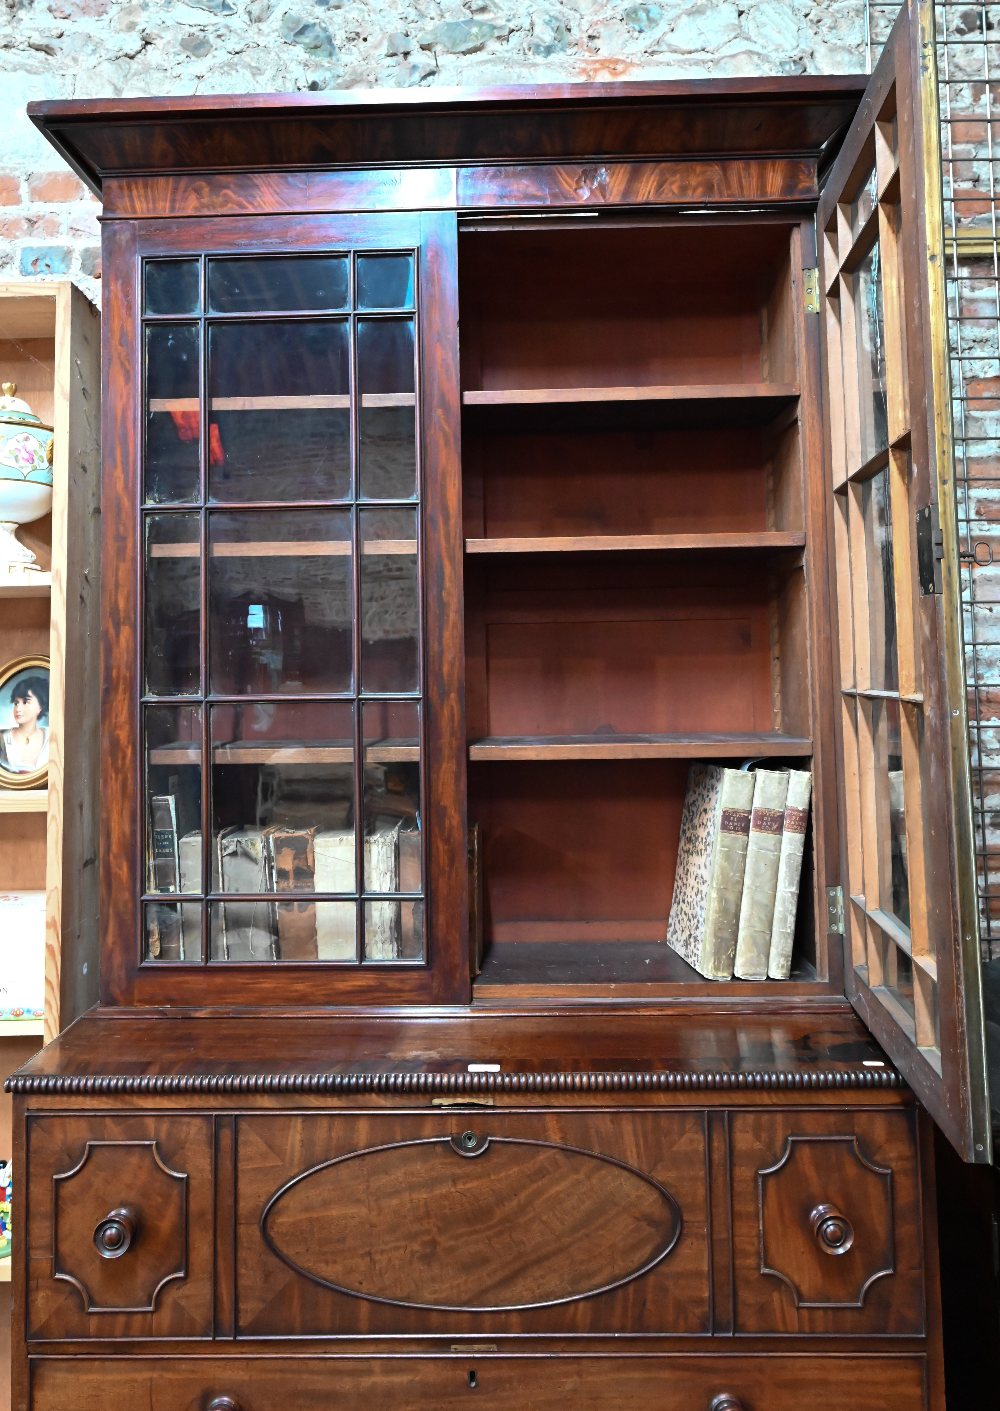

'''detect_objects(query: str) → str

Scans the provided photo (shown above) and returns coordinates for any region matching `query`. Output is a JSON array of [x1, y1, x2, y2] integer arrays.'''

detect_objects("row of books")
[[666, 763, 813, 981], [149, 796, 419, 962]]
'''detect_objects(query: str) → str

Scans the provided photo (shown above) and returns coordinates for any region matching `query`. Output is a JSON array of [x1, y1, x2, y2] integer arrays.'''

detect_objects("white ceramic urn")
[[0, 381, 54, 576]]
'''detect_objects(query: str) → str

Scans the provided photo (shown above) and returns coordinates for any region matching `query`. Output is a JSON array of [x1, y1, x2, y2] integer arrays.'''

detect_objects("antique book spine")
[[365, 819, 402, 960], [397, 821, 422, 959], [666, 764, 754, 980], [148, 795, 182, 961], [734, 769, 790, 980], [267, 827, 320, 962], [216, 825, 275, 962], [177, 831, 204, 963], [767, 769, 813, 980], [314, 828, 357, 960]]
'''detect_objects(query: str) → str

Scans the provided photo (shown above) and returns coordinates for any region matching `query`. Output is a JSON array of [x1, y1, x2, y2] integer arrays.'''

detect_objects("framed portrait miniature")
[[0, 655, 50, 790]]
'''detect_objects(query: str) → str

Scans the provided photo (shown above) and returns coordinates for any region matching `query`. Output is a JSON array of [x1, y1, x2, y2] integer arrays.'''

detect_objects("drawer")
[[26, 1114, 214, 1341], [730, 1109, 924, 1335], [30, 1354, 928, 1411], [236, 1110, 709, 1336]]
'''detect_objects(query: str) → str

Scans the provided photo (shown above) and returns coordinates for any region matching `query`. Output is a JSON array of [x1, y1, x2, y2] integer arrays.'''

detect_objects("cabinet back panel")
[[469, 759, 686, 943], [459, 225, 795, 391]]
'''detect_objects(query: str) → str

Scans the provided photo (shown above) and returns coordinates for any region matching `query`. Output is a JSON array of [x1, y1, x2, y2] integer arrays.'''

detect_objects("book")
[[398, 819, 422, 959], [767, 769, 813, 980], [215, 826, 276, 961], [148, 795, 183, 960], [365, 818, 402, 960], [734, 768, 790, 980], [266, 826, 320, 961], [314, 827, 357, 960], [666, 765, 755, 980]]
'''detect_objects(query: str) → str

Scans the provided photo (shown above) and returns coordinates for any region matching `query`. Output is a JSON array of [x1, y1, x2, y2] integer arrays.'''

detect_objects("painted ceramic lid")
[[0, 382, 53, 434]]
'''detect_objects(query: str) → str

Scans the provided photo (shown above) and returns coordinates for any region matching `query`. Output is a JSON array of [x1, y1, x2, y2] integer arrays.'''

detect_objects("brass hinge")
[[803, 267, 820, 313], [916, 500, 944, 594], [827, 885, 845, 935]]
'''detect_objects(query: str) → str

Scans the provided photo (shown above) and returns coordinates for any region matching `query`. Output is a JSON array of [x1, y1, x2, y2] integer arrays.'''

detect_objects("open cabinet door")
[[819, 0, 990, 1161]]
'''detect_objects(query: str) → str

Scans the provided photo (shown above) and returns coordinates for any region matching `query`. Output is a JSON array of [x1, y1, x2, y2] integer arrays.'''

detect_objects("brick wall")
[[0, 0, 874, 307]]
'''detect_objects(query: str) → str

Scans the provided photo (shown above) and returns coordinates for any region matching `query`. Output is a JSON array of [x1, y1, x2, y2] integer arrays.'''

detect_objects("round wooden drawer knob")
[[93, 1207, 137, 1260], [709, 1396, 747, 1411], [206, 1398, 242, 1411], [810, 1202, 855, 1255]]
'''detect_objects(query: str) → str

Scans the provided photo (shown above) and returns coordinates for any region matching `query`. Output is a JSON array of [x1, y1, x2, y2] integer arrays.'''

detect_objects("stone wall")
[[0, 0, 873, 306]]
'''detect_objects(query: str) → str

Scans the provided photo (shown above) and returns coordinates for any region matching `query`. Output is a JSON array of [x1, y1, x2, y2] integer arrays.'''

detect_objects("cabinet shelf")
[[0, 790, 48, 813], [462, 383, 800, 430], [467, 733, 812, 761], [466, 532, 806, 556], [148, 540, 417, 559], [149, 393, 415, 412], [0, 572, 52, 599], [474, 940, 820, 992], [149, 742, 419, 765]]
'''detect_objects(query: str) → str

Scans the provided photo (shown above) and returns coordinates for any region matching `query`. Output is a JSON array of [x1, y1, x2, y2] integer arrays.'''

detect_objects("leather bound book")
[[734, 769, 790, 980], [215, 826, 276, 962], [666, 764, 755, 980], [767, 769, 813, 980], [314, 828, 357, 960], [364, 818, 402, 961], [148, 796, 182, 961], [397, 820, 422, 959], [266, 826, 320, 962]]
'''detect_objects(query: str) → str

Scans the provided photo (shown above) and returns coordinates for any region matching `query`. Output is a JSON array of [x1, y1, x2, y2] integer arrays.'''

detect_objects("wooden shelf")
[[0, 572, 51, 598], [0, 790, 47, 813], [466, 532, 806, 556], [462, 382, 800, 431], [474, 940, 819, 993], [468, 733, 812, 761], [149, 743, 419, 765], [148, 393, 415, 413], [0, 1020, 44, 1038], [149, 540, 417, 560], [462, 383, 799, 407]]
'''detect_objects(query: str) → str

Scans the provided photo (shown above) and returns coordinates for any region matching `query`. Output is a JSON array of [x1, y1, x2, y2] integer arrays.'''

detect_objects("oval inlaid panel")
[[261, 1136, 682, 1311]]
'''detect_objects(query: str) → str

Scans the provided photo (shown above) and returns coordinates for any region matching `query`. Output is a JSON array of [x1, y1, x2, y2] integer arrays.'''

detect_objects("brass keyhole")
[[461, 1130, 478, 1150]]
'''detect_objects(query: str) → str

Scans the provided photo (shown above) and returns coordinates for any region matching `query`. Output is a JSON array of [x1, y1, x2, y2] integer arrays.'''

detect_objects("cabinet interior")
[[458, 219, 822, 993]]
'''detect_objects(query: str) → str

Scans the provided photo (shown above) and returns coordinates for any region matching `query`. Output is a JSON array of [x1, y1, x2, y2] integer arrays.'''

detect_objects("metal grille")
[[935, 1, 1000, 962]]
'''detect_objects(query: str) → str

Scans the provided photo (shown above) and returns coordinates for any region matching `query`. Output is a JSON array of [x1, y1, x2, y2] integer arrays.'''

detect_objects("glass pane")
[[145, 513, 201, 696], [210, 699, 356, 911], [358, 318, 417, 500], [144, 259, 200, 317], [851, 241, 889, 465], [144, 901, 202, 964], [861, 468, 899, 691], [364, 900, 424, 962], [145, 323, 200, 504], [874, 696, 910, 929], [881, 939, 915, 1022], [849, 166, 878, 239], [145, 704, 202, 900], [208, 509, 353, 694], [208, 256, 349, 314], [208, 320, 350, 502], [360, 508, 419, 694], [364, 699, 421, 891], [210, 900, 357, 962], [357, 254, 414, 310]]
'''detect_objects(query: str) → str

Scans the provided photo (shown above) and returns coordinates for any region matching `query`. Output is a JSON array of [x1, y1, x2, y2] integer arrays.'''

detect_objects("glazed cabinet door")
[[819, 0, 990, 1159], [101, 210, 468, 1007]]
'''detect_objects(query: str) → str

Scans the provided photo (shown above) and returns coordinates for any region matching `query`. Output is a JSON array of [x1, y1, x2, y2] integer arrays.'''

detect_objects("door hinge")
[[827, 885, 845, 935], [803, 267, 820, 313], [916, 500, 944, 594]]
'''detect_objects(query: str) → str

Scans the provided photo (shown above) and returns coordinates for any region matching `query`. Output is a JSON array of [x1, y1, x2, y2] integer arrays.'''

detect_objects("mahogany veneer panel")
[[236, 1110, 709, 1336], [30, 1354, 926, 1410], [730, 1109, 924, 1335]]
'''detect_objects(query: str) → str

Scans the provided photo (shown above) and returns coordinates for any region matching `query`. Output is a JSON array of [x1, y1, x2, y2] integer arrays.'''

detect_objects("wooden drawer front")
[[730, 1109, 924, 1335], [236, 1111, 709, 1336], [26, 1114, 214, 1341], [31, 1354, 927, 1411]]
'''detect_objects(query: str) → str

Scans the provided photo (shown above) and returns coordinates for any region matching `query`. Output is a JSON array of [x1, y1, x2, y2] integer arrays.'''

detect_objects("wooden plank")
[[0, 574, 51, 599], [468, 733, 812, 761], [149, 540, 416, 559], [465, 532, 806, 555], [462, 382, 799, 406], [147, 393, 415, 412], [0, 791, 47, 814]]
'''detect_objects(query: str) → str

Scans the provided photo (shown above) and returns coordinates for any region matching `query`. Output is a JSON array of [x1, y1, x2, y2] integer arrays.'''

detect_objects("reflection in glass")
[[364, 699, 421, 880], [145, 901, 202, 964], [208, 255, 349, 314], [861, 468, 899, 691], [357, 254, 414, 310], [208, 509, 353, 694], [852, 241, 889, 465], [875, 697, 910, 928], [360, 508, 419, 694], [882, 941, 915, 1023], [145, 702, 202, 906], [145, 323, 200, 504], [849, 166, 878, 238], [358, 318, 417, 500], [365, 900, 423, 962], [210, 901, 357, 963], [208, 320, 350, 502], [144, 259, 200, 317], [145, 513, 201, 696]]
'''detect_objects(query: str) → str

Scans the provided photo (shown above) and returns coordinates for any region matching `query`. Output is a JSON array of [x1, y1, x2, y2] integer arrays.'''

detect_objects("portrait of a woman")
[[0, 657, 50, 789]]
